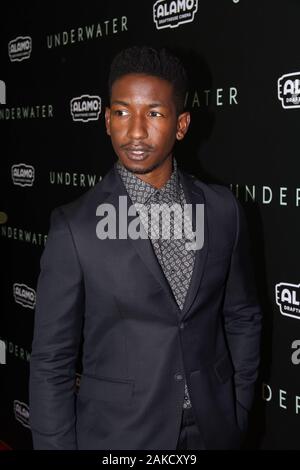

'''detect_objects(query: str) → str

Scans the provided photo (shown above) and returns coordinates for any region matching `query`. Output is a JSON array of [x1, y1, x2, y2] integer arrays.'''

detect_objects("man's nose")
[[127, 115, 148, 140]]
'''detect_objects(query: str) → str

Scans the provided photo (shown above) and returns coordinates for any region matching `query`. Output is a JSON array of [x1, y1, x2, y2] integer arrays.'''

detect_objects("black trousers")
[[176, 406, 205, 450]]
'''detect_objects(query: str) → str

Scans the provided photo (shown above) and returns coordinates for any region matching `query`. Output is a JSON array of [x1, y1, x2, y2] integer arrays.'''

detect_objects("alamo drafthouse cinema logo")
[[278, 72, 300, 109], [8, 36, 32, 62], [153, 0, 198, 30], [275, 282, 300, 320], [13, 283, 36, 309], [14, 401, 30, 428], [11, 163, 35, 187], [70, 95, 101, 122]]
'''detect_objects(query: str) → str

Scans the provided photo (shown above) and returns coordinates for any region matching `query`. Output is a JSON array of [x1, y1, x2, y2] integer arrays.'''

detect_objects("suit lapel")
[[128, 227, 181, 312], [178, 170, 209, 322]]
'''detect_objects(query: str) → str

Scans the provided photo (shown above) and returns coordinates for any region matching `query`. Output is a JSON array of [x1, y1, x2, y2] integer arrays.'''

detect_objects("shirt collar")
[[115, 158, 181, 205]]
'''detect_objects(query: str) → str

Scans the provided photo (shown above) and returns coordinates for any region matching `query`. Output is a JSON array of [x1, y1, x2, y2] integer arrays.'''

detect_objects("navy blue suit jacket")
[[29, 165, 262, 449]]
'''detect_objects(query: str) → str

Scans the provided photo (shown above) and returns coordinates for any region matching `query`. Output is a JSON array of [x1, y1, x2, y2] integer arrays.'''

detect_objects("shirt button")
[[174, 373, 183, 381]]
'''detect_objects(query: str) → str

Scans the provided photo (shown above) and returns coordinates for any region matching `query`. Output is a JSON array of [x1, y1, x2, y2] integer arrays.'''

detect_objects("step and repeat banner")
[[0, 0, 299, 450]]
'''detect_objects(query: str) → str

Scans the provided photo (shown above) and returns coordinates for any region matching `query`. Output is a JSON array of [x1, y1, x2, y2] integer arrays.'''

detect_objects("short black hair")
[[108, 45, 188, 115]]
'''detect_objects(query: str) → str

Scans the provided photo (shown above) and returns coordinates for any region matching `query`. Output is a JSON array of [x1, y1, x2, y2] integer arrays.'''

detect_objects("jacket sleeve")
[[222, 194, 262, 414], [29, 207, 84, 449]]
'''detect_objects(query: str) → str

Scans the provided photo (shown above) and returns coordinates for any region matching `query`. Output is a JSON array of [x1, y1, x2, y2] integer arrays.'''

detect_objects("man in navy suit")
[[29, 46, 262, 450]]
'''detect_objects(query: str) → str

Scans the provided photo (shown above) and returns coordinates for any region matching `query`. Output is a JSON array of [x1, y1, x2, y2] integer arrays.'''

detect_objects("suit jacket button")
[[174, 373, 183, 381], [179, 322, 185, 329]]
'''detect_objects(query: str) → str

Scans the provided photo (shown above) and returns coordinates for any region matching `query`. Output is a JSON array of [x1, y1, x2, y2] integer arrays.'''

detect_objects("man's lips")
[[122, 146, 153, 160]]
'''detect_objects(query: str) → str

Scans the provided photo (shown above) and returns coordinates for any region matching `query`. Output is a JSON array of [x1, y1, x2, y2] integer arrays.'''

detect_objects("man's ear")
[[105, 107, 111, 136], [176, 111, 191, 141]]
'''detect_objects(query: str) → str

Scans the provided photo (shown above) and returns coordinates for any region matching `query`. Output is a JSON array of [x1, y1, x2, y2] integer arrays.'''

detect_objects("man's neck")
[[122, 156, 174, 189]]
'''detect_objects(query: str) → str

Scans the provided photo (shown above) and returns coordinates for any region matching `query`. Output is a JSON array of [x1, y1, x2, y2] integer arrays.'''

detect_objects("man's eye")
[[113, 110, 129, 116], [149, 111, 163, 117]]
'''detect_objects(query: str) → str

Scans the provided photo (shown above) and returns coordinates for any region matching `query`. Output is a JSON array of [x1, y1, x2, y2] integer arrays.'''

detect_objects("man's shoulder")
[[182, 171, 244, 245], [182, 170, 237, 209]]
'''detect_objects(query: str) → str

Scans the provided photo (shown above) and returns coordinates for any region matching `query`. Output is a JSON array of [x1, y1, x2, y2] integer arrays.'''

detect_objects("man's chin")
[[121, 160, 161, 175]]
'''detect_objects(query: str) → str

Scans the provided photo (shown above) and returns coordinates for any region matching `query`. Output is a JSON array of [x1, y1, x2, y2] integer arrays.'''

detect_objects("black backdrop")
[[1, 0, 300, 450]]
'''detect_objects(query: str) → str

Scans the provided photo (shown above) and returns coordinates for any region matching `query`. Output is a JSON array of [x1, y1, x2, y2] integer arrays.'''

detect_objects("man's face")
[[105, 73, 190, 175]]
